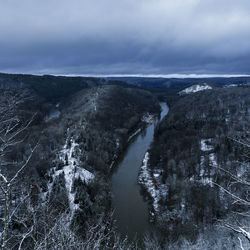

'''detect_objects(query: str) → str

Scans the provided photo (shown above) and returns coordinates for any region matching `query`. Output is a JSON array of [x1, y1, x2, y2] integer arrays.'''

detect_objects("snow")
[[179, 84, 212, 95], [138, 152, 168, 215], [116, 139, 120, 148], [128, 113, 156, 142], [200, 139, 213, 151], [109, 139, 120, 169], [237, 164, 246, 178], [127, 128, 141, 142], [44, 138, 94, 212], [200, 177, 214, 187], [60, 139, 94, 210], [141, 113, 154, 124], [138, 152, 160, 212], [196, 152, 218, 187], [153, 173, 160, 178], [109, 161, 115, 169], [224, 84, 237, 88], [92, 91, 99, 111], [199, 163, 205, 176], [45, 109, 61, 122], [209, 153, 218, 167]]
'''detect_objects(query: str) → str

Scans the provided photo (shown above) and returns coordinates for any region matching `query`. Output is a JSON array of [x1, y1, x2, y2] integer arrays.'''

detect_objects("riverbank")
[[111, 103, 169, 238]]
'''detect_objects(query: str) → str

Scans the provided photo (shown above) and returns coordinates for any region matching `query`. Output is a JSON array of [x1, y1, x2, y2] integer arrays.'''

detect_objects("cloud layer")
[[1, 0, 250, 75]]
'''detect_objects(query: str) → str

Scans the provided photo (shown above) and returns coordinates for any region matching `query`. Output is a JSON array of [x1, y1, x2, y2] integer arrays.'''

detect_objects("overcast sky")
[[1, 0, 250, 76]]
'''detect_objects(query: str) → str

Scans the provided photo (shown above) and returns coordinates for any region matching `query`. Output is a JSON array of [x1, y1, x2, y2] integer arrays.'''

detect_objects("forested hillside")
[[0, 73, 128, 102], [109, 76, 250, 89], [1, 73, 249, 249], [140, 86, 250, 248], [0, 77, 160, 249]]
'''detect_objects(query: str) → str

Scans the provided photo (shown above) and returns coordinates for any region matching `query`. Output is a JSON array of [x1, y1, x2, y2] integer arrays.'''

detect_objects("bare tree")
[[213, 136, 250, 249], [33, 211, 134, 250], [0, 91, 37, 249]]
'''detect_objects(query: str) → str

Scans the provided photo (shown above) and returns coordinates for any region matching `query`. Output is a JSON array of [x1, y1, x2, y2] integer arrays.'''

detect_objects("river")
[[111, 103, 169, 239]]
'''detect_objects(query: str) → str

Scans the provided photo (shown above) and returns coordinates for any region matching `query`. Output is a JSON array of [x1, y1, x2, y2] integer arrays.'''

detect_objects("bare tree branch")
[[225, 223, 250, 242], [228, 136, 250, 149], [212, 182, 250, 206], [9, 143, 38, 185]]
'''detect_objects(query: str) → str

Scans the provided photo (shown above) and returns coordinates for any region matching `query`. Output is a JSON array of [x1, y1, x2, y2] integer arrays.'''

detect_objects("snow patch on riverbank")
[[141, 113, 155, 124], [138, 152, 168, 217], [128, 113, 157, 142], [138, 152, 160, 212], [127, 128, 141, 142]]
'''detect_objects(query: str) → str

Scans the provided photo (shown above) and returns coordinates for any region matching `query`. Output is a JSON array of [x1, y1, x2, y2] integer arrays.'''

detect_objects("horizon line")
[[63, 73, 250, 79], [1, 71, 250, 79]]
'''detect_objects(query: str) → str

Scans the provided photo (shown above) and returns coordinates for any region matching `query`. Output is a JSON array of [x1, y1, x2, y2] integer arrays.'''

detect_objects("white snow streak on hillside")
[[209, 153, 218, 167], [196, 141, 217, 187], [200, 139, 213, 151], [45, 139, 94, 212], [60, 139, 94, 210], [179, 84, 212, 95]]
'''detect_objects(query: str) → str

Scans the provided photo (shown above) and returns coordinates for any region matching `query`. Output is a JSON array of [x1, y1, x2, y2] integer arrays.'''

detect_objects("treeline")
[[0, 72, 129, 102]]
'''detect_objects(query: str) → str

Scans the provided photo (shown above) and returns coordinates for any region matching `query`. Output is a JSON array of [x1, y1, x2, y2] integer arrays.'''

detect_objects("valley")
[[0, 73, 249, 249], [112, 103, 168, 239]]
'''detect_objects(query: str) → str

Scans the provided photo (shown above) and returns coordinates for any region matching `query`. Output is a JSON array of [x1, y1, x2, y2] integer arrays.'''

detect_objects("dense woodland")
[[0, 75, 160, 249], [145, 86, 250, 248], [0, 73, 249, 249]]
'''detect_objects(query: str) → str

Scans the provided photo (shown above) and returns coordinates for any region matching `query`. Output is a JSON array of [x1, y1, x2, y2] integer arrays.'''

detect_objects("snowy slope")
[[179, 84, 212, 95], [45, 137, 94, 212]]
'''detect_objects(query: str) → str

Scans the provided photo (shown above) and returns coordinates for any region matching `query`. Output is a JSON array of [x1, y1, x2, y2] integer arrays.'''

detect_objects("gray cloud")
[[0, 0, 250, 75]]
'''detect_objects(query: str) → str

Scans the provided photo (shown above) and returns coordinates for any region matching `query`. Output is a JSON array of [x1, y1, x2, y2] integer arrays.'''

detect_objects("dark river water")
[[111, 103, 169, 239]]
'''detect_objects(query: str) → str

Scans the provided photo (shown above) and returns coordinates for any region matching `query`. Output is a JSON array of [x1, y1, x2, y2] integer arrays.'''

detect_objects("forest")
[[0, 73, 249, 249], [144, 86, 250, 248]]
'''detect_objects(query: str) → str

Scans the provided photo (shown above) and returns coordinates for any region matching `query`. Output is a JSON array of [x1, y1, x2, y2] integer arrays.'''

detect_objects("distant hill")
[[141, 86, 250, 241], [0, 72, 128, 102], [107, 76, 250, 90]]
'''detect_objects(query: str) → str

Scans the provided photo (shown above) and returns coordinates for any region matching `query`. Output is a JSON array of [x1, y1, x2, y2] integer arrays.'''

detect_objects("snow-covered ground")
[[45, 109, 61, 122], [192, 139, 217, 187], [141, 113, 155, 124], [200, 139, 213, 151], [44, 138, 94, 212], [224, 84, 238, 88], [92, 90, 99, 112], [179, 84, 212, 95], [224, 83, 250, 88], [138, 152, 159, 212], [138, 152, 168, 218], [138, 138, 221, 219]]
